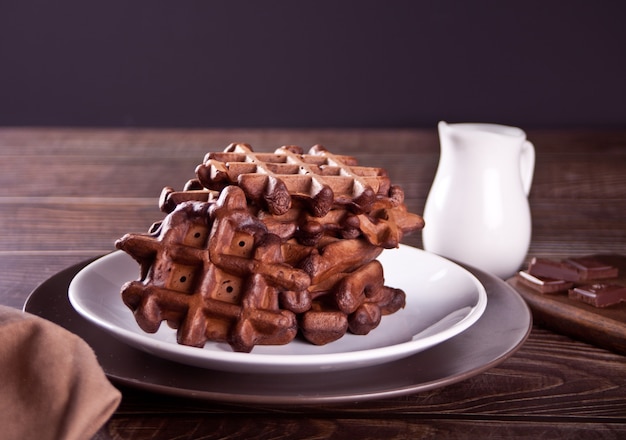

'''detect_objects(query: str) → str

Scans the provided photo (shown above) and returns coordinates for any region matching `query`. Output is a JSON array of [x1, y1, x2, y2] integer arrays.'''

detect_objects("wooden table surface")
[[1, 127, 625, 439]]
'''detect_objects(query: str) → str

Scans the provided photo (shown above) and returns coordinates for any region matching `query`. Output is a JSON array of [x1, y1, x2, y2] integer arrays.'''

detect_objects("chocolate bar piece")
[[563, 257, 619, 281], [568, 283, 626, 308], [527, 257, 619, 282], [527, 258, 582, 282], [516, 270, 574, 294]]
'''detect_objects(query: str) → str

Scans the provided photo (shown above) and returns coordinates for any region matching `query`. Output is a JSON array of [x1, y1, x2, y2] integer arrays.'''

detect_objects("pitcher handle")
[[520, 140, 535, 196]]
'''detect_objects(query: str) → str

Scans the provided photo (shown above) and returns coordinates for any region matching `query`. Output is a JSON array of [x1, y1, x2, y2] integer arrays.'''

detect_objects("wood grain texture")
[[1, 127, 626, 438]]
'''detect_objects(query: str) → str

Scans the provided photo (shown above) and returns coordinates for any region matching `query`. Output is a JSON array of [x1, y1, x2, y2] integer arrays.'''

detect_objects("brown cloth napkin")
[[0, 305, 121, 440]]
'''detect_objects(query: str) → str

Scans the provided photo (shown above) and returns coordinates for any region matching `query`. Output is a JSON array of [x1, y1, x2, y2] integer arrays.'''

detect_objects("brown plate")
[[508, 254, 626, 355], [24, 256, 531, 404]]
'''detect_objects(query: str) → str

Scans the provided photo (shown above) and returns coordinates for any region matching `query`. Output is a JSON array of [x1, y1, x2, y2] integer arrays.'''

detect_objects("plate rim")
[[67, 245, 488, 372]]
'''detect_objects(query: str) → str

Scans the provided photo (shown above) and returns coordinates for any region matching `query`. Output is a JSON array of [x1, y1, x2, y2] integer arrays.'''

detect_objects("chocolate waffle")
[[195, 143, 390, 217], [116, 144, 424, 352], [161, 143, 424, 248], [117, 187, 305, 352]]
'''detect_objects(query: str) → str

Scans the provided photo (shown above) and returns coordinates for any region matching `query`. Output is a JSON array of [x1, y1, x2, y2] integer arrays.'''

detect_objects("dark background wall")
[[1, 1, 625, 129]]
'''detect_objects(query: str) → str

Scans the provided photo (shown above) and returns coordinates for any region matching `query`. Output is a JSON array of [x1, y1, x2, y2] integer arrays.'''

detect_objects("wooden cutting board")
[[507, 254, 626, 355]]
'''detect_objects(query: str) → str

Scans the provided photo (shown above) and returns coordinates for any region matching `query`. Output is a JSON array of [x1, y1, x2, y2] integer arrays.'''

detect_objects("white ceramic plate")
[[68, 245, 487, 374]]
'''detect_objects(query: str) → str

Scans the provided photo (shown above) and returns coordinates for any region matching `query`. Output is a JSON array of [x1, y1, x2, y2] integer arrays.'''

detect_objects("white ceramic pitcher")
[[422, 121, 535, 279]]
